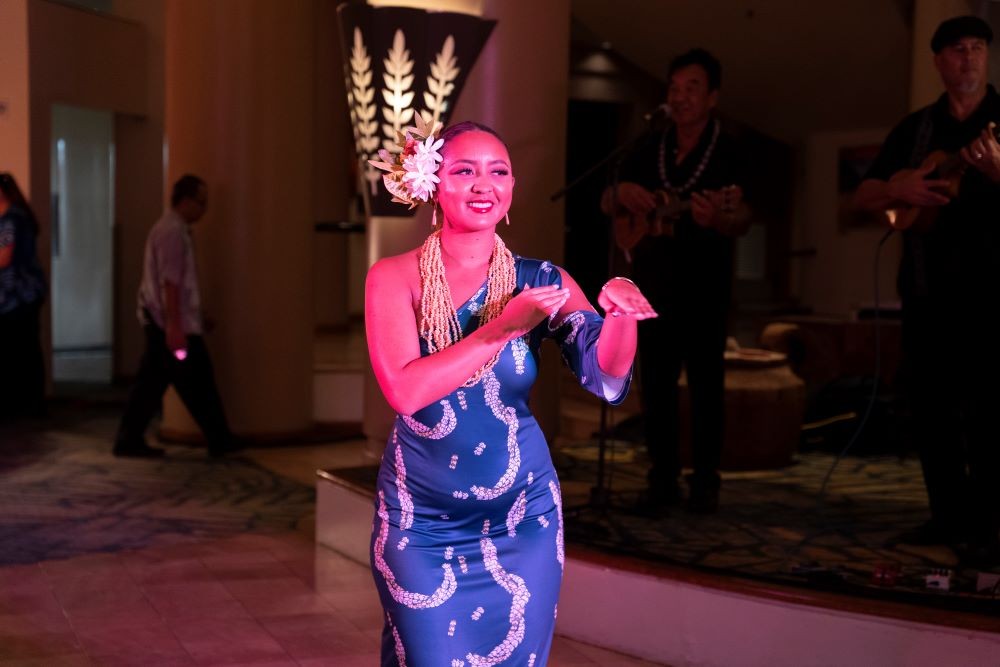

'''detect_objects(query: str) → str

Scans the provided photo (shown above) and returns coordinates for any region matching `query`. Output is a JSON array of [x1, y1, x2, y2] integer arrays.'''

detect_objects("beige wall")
[[793, 129, 903, 316], [0, 0, 31, 190], [163, 0, 316, 437]]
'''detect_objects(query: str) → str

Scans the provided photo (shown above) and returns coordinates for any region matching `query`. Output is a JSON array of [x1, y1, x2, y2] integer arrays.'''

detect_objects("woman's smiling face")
[[436, 131, 514, 232]]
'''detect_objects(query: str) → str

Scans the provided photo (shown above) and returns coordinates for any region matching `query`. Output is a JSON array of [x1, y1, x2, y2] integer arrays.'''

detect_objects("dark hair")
[[171, 174, 205, 207], [668, 48, 722, 91], [439, 121, 509, 153], [0, 172, 40, 235], [931, 15, 993, 53]]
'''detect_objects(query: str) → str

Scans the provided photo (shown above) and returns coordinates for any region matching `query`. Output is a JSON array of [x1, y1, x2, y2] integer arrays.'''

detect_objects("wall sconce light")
[[337, 2, 496, 217]]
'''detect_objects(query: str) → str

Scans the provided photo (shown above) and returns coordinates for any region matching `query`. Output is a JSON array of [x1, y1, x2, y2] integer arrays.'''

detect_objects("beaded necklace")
[[418, 230, 517, 387], [657, 118, 720, 194]]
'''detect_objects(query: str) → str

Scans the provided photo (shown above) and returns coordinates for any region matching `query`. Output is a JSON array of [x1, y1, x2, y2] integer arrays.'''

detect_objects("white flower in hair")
[[367, 114, 445, 208], [402, 135, 445, 202]]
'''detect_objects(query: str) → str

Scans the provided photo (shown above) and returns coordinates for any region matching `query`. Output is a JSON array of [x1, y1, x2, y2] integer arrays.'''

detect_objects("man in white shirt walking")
[[114, 174, 235, 458]]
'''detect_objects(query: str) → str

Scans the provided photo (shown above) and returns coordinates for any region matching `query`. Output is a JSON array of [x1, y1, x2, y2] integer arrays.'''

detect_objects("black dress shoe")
[[891, 520, 965, 547], [686, 484, 720, 514], [208, 439, 244, 458], [113, 443, 166, 458], [959, 541, 1000, 571], [631, 481, 682, 517]]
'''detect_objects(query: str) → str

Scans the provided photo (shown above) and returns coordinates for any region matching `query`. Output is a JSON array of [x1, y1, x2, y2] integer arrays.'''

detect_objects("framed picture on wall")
[[837, 144, 886, 229]]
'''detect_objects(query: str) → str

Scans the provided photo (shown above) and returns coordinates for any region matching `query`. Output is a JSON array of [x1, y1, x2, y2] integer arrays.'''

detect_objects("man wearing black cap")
[[855, 15, 1000, 565]]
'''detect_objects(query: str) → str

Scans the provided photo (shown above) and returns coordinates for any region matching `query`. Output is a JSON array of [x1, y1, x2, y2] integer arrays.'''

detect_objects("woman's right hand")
[[490, 284, 570, 340]]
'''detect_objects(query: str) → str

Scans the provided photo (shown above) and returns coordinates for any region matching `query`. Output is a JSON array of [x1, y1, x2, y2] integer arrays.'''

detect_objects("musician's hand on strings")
[[690, 190, 718, 228], [961, 123, 1000, 182], [888, 163, 951, 206], [709, 185, 743, 213], [612, 182, 657, 217]]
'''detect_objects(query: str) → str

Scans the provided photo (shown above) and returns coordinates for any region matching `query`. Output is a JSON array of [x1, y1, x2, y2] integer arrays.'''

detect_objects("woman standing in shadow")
[[0, 172, 48, 420]]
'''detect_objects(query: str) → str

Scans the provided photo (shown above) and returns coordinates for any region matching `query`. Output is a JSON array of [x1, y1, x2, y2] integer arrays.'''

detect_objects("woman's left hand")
[[597, 278, 658, 320]]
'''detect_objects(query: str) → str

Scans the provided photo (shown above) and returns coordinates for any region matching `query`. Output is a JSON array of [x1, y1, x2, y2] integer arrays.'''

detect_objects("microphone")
[[644, 103, 672, 123]]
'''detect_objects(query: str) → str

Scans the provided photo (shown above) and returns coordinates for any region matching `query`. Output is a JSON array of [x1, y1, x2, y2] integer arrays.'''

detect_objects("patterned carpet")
[[554, 438, 1000, 612], [0, 406, 314, 566]]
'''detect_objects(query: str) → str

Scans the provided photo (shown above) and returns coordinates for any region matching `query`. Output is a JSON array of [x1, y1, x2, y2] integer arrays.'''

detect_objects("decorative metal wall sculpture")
[[337, 2, 496, 216]]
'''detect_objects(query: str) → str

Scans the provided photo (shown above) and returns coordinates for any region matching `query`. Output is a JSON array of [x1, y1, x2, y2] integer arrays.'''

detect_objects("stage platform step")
[[316, 465, 1000, 667], [314, 325, 366, 425]]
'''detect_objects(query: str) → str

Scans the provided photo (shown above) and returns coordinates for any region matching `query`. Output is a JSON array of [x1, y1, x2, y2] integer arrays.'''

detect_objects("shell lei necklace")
[[418, 230, 516, 387], [658, 118, 720, 194]]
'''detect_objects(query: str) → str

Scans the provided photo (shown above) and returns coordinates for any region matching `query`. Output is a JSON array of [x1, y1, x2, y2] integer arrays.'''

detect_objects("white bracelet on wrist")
[[601, 276, 636, 291]]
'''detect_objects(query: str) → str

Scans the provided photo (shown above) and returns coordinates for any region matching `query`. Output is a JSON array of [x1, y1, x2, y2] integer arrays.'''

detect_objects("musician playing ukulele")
[[854, 16, 1000, 566], [600, 49, 751, 515]]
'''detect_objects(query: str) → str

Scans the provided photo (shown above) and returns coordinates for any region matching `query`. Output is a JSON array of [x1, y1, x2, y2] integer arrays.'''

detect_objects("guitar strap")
[[907, 106, 934, 298]]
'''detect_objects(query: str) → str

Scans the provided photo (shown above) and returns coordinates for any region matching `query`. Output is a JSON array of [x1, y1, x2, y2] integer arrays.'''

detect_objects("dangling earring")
[[505, 212, 511, 226], [431, 203, 438, 227]]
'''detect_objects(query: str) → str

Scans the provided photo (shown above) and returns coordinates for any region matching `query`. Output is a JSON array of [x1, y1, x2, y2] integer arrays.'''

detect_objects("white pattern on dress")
[[401, 399, 458, 440], [374, 491, 457, 609], [391, 618, 407, 666], [470, 372, 520, 501], [548, 310, 586, 345], [465, 537, 531, 667], [393, 431, 414, 530], [506, 490, 527, 537], [511, 336, 529, 375], [549, 480, 565, 571]]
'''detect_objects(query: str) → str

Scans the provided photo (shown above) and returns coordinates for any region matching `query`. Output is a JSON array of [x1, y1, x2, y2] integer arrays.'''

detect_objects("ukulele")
[[889, 121, 998, 232], [613, 185, 739, 253]]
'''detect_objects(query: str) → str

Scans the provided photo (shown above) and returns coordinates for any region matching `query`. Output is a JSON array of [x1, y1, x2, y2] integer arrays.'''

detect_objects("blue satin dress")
[[370, 257, 630, 667]]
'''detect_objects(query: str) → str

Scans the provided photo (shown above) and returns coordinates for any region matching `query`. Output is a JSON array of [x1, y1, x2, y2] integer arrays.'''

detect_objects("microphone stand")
[[551, 113, 665, 529]]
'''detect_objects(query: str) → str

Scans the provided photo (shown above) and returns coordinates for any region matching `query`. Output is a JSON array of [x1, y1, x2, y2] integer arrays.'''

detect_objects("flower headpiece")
[[368, 115, 445, 209]]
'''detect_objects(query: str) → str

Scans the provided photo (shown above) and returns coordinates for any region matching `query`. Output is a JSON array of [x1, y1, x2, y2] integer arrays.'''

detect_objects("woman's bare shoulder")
[[368, 249, 420, 280], [367, 247, 421, 289]]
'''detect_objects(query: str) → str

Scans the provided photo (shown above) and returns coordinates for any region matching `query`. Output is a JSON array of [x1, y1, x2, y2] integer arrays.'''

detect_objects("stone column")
[[162, 0, 316, 439]]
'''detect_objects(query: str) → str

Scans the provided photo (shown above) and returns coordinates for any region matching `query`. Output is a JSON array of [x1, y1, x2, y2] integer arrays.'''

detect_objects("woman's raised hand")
[[597, 278, 658, 320], [491, 284, 570, 340]]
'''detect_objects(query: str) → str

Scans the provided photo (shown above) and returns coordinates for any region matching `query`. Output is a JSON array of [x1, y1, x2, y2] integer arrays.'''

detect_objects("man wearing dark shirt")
[[603, 49, 750, 514], [855, 16, 1000, 562]]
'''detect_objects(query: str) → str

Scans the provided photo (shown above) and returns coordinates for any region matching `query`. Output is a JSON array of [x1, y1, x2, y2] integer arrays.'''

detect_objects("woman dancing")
[[365, 119, 656, 666]]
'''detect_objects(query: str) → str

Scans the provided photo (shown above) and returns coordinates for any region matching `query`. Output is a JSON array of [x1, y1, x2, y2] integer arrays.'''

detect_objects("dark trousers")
[[116, 322, 232, 453], [638, 304, 727, 488], [0, 302, 46, 420], [902, 305, 1000, 546]]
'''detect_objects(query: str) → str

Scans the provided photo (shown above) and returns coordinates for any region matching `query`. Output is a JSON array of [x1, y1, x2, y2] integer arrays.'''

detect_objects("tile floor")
[[0, 435, 664, 666]]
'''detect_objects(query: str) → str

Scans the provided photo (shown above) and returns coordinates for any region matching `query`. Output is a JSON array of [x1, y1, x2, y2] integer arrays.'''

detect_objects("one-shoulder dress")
[[370, 257, 631, 666]]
